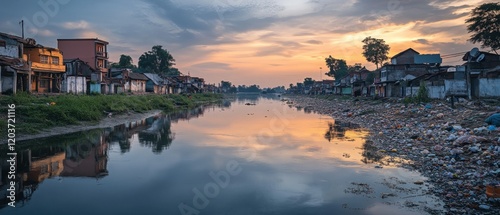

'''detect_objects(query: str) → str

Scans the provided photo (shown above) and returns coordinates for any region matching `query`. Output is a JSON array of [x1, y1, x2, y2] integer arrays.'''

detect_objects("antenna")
[[470, 48, 480, 58]]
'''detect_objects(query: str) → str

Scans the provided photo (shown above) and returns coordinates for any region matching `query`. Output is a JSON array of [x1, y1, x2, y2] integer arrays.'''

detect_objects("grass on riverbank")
[[0, 93, 222, 134]]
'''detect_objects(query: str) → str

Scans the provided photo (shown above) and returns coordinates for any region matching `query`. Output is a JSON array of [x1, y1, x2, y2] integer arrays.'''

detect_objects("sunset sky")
[[0, 0, 496, 87]]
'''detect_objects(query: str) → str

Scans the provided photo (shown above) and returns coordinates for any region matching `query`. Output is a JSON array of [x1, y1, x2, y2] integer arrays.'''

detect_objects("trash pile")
[[290, 96, 500, 214]]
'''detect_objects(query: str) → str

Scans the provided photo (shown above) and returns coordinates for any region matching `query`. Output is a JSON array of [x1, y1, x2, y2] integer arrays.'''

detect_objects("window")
[[40, 164, 49, 174], [40, 80, 49, 88], [51, 162, 59, 171], [0, 40, 5, 47], [51, 56, 59, 65], [40, 55, 49, 64]]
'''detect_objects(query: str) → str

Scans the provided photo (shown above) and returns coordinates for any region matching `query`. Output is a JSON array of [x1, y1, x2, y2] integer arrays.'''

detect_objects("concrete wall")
[[0, 43, 19, 58], [427, 85, 445, 99], [58, 40, 96, 69], [130, 80, 145, 92], [62, 76, 86, 94], [444, 80, 467, 96], [479, 78, 500, 97]]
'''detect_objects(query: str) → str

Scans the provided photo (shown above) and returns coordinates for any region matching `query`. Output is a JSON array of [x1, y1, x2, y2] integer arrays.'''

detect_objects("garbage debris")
[[290, 96, 500, 214]]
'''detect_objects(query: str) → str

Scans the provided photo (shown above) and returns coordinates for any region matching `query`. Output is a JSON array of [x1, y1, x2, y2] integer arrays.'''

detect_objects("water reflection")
[[0, 97, 442, 215], [0, 103, 224, 209], [324, 120, 361, 142]]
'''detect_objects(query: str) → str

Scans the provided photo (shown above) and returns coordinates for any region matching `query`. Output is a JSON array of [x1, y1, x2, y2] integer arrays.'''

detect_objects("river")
[[0, 95, 444, 215]]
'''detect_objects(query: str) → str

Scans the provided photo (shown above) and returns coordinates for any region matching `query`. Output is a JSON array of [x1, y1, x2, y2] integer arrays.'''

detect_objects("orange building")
[[24, 43, 66, 93]]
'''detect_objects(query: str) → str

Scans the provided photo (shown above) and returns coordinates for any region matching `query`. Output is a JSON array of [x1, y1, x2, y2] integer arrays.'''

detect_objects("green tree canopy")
[[362, 37, 390, 69], [138, 45, 176, 76], [111, 54, 136, 69], [325, 55, 348, 81], [466, 3, 500, 54]]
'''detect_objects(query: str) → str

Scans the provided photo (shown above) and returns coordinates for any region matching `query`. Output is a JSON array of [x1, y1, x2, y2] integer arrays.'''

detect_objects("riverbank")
[[288, 95, 500, 214], [0, 93, 222, 144]]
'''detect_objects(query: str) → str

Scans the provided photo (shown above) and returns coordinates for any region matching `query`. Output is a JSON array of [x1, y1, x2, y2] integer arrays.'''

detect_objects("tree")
[[362, 37, 390, 69], [466, 3, 500, 54], [221, 81, 232, 89], [303, 77, 314, 87], [118, 55, 134, 68], [325, 55, 348, 81], [111, 54, 136, 69], [168, 67, 181, 77], [138, 45, 176, 76]]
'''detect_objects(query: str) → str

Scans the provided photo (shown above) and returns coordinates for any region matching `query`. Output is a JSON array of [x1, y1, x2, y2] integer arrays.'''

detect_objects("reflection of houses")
[[139, 117, 174, 154], [26, 152, 65, 183], [324, 120, 360, 142], [0, 147, 65, 207], [61, 141, 109, 178], [0, 32, 31, 94]]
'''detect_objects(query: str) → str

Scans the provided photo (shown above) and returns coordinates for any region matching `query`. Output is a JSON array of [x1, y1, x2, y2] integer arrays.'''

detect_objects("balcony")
[[31, 62, 66, 73], [96, 51, 108, 58]]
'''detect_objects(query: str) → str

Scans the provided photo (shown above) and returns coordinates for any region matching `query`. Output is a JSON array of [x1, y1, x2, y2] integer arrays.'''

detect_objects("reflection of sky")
[[4, 97, 441, 215]]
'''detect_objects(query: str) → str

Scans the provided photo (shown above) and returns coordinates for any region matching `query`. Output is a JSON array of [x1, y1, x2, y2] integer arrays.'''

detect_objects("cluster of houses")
[[0, 32, 217, 95], [289, 48, 500, 99]]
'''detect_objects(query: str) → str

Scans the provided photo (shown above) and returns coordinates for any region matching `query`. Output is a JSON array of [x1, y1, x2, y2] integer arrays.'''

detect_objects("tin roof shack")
[[391, 48, 420, 64], [462, 51, 500, 98], [478, 66, 500, 97], [127, 72, 148, 93], [143, 73, 167, 94], [191, 77, 205, 93], [0, 32, 30, 94], [24, 43, 66, 93], [376, 48, 441, 98], [334, 74, 352, 95], [406, 67, 465, 99], [63, 59, 100, 94], [350, 68, 372, 96], [107, 68, 132, 94]]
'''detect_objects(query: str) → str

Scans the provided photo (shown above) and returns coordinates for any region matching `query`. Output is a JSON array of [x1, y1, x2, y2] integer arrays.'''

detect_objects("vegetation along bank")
[[0, 93, 222, 143]]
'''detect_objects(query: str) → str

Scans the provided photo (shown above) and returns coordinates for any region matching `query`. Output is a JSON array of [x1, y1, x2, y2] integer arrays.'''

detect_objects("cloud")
[[413, 39, 430, 44], [189, 62, 232, 70], [305, 40, 323, 45], [60, 20, 90, 30]]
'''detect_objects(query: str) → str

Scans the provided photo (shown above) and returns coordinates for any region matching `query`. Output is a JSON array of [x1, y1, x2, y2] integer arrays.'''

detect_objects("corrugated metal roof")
[[143, 73, 164, 85], [129, 73, 149, 80]]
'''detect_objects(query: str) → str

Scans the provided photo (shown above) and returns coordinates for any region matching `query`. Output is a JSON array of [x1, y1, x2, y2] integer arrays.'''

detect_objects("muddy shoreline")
[[288, 95, 500, 214], [1, 110, 163, 144]]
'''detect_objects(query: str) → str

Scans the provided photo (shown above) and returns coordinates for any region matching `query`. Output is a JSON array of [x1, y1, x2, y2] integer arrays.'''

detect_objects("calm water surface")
[[1, 95, 444, 215]]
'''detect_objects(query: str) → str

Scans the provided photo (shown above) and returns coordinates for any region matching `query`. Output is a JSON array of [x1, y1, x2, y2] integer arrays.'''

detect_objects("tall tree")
[[325, 55, 348, 81], [111, 54, 135, 69], [466, 3, 500, 54], [138, 45, 176, 76], [168, 67, 181, 77], [362, 37, 390, 69], [118, 54, 134, 68]]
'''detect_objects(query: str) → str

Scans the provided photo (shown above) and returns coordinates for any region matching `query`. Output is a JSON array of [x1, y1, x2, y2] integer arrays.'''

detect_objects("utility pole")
[[19, 20, 24, 38]]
